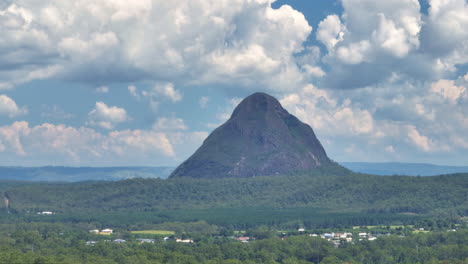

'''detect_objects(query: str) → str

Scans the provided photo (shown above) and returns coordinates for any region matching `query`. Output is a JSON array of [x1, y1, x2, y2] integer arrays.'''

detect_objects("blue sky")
[[0, 0, 467, 166]]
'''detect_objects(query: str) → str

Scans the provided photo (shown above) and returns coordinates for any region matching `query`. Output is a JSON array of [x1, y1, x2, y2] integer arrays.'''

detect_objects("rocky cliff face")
[[170, 92, 334, 178]]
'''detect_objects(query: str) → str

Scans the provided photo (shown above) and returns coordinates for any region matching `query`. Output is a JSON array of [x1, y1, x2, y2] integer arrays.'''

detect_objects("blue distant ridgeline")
[[1, 162, 467, 182], [341, 162, 468, 176], [0, 166, 174, 182]]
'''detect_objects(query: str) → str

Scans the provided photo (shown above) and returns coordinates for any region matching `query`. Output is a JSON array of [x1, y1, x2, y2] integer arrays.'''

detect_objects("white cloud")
[[0, 0, 312, 92], [151, 83, 182, 102], [279, 74, 468, 163], [336, 40, 371, 64], [0, 94, 27, 118], [407, 125, 432, 151], [128, 85, 139, 98], [385, 145, 395, 153], [153, 117, 187, 132], [425, 0, 468, 62], [0, 120, 211, 166], [317, 15, 345, 51], [373, 13, 416, 58], [0, 120, 212, 166], [0, 121, 176, 164], [333, 107, 374, 134], [95, 86, 109, 93], [87, 102, 129, 129], [199, 96, 210, 108], [431, 79, 466, 103]]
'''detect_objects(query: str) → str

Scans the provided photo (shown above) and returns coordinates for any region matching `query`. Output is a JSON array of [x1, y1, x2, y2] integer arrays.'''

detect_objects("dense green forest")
[[5, 172, 468, 215], [1, 172, 466, 230], [1, 172, 468, 263], [0, 221, 466, 264]]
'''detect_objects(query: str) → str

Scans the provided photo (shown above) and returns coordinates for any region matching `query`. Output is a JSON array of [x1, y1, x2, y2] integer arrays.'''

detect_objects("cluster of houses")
[[86, 229, 194, 246], [86, 238, 157, 246], [308, 231, 381, 247], [89, 229, 114, 235]]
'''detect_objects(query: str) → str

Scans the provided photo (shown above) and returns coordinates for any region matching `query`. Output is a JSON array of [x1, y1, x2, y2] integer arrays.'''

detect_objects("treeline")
[[0, 208, 425, 230], [5, 173, 468, 217], [0, 225, 467, 264]]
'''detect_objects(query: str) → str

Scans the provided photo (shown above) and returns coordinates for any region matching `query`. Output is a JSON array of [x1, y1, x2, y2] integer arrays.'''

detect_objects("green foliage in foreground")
[[5, 173, 468, 218], [0, 207, 424, 230], [0, 224, 466, 264]]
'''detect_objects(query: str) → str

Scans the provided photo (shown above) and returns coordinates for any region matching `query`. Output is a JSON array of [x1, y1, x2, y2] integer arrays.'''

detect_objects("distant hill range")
[[342, 162, 468, 176], [1, 162, 466, 182], [170, 92, 340, 178], [0, 166, 173, 182]]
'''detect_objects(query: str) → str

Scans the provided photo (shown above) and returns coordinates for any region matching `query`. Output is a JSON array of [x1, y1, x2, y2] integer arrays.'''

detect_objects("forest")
[[1, 172, 467, 263], [4, 172, 468, 217], [0, 221, 466, 264]]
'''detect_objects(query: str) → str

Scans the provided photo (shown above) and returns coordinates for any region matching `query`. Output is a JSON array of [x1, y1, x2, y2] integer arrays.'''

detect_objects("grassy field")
[[130, 230, 175, 235]]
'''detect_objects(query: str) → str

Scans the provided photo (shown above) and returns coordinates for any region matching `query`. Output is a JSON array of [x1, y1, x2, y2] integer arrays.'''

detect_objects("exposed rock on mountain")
[[170, 92, 335, 178]]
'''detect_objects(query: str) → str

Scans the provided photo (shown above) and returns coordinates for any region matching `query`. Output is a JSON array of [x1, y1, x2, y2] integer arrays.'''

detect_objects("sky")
[[0, 0, 467, 167]]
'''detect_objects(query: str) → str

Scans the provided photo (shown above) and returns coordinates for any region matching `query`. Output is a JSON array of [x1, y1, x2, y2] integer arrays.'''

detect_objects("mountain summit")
[[170, 92, 334, 178]]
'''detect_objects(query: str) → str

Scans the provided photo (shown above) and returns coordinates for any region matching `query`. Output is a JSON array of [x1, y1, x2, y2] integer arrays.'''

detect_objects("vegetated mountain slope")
[[6, 172, 468, 217], [342, 162, 468, 176], [0, 166, 173, 182], [170, 92, 342, 178]]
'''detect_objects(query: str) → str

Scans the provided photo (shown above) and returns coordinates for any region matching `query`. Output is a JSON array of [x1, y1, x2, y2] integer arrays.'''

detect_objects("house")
[[86, 241, 97, 246], [89, 229, 99, 234], [358, 232, 367, 237], [298, 228, 305, 232], [113, 239, 126, 243], [176, 239, 194, 243], [37, 211, 54, 215], [368, 237, 377, 241], [136, 238, 155, 244], [101, 229, 113, 234], [235, 237, 250, 243]]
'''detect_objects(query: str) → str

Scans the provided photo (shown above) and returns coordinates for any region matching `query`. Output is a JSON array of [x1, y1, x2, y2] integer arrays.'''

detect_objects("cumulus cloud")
[[0, 94, 27, 117], [87, 102, 129, 129], [431, 79, 466, 103], [279, 78, 468, 163], [0, 0, 312, 91], [128, 85, 139, 98], [0, 121, 209, 166], [95, 86, 109, 93], [151, 83, 182, 102], [153, 117, 188, 131], [0, 121, 173, 164], [407, 125, 432, 151], [316, 15, 345, 52], [423, 0, 468, 63], [316, 0, 468, 89]]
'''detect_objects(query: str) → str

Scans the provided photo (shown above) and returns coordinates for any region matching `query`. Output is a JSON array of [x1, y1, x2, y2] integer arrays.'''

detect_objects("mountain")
[[170, 92, 338, 178], [0, 166, 173, 182], [341, 162, 468, 176]]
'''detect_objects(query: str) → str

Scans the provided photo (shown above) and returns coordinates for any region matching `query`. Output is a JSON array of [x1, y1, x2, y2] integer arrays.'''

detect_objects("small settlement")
[[85, 226, 446, 248]]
